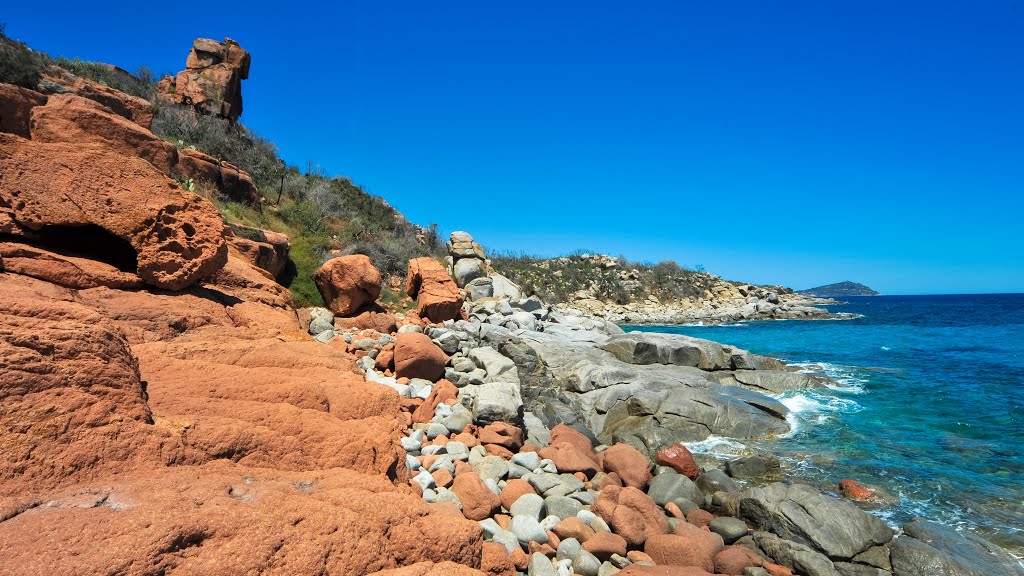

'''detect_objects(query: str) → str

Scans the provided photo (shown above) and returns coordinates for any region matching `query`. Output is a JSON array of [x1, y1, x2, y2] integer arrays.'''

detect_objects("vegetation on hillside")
[[490, 252, 723, 305], [1, 26, 445, 307]]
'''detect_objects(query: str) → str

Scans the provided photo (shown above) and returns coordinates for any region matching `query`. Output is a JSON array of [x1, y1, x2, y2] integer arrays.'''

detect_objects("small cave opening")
[[3, 224, 139, 273]]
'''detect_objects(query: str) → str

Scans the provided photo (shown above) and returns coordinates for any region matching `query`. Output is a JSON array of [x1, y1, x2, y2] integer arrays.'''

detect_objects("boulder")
[[645, 524, 724, 572], [599, 443, 652, 489], [447, 231, 486, 260], [407, 257, 464, 323], [335, 307, 398, 334], [490, 273, 523, 300], [394, 332, 448, 382], [460, 381, 523, 424], [539, 443, 600, 476], [466, 276, 495, 301], [738, 483, 893, 560], [227, 228, 289, 278], [714, 546, 763, 575], [469, 346, 518, 382], [0, 82, 47, 137], [591, 485, 668, 547], [451, 472, 501, 521], [454, 257, 486, 288], [726, 454, 783, 482], [158, 38, 250, 121], [656, 443, 700, 479], [30, 93, 178, 174], [0, 134, 227, 290], [889, 519, 1024, 576], [314, 255, 383, 316], [647, 470, 705, 508]]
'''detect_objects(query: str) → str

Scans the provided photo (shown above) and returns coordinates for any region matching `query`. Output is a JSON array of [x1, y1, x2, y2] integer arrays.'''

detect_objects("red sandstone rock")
[[406, 257, 463, 323], [0, 242, 144, 289], [394, 332, 448, 382], [763, 563, 794, 576], [599, 472, 624, 490], [484, 444, 515, 459], [552, 517, 595, 542], [480, 541, 516, 576], [656, 443, 700, 479], [582, 531, 628, 560], [713, 546, 763, 575], [839, 479, 879, 502], [336, 306, 399, 334], [0, 135, 227, 290], [601, 443, 653, 489], [30, 93, 178, 174], [377, 343, 397, 372], [510, 548, 529, 571], [665, 502, 685, 519], [158, 38, 250, 121], [500, 478, 536, 511], [540, 442, 600, 476], [549, 424, 597, 457], [39, 66, 154, 128], [686, 508, 715, 529], [592, 485, 669, 547], [478, 422, 524, 451], [177, 148, 261, 205], [227, 227, 289, 278], [368, 561, 487, 576], [412, 379, 459, 424], [646, 528, 724, 572], [451, 472, 501, 521], [0, 82, 47, 137], [627, 551, 655, 563], [315, 255, 383, 315]]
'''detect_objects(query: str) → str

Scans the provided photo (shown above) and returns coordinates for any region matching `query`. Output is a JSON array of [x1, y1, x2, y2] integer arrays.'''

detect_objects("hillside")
[[0, 29, 444, 308], [799, 281, 879, 297]]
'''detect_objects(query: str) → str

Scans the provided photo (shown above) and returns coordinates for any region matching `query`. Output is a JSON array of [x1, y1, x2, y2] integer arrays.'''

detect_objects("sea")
[[624, 293, 1024, 557]]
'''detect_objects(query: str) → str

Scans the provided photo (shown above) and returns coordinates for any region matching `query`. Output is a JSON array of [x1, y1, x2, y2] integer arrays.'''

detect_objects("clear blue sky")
[[5, 1, 1023, 294]]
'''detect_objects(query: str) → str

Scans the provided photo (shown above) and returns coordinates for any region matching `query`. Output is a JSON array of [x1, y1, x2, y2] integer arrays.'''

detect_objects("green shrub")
[[53, 57, 155, 100], [0, 28, 47, 88]]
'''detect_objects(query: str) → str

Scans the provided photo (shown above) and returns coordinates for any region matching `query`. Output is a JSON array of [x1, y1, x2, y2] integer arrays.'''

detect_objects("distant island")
[[799, 281, 880, 297]]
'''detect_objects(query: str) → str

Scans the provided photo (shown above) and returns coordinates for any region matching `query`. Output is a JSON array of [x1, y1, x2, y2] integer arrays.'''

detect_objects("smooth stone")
[[696, 468, 741, 493], [648, 469, 704, 506], [556, 538, 582, 561], [529, 552, 558, 576], [510, 493, 545, 520], [434, 487, 462, 509], [573, 549, 602, 576], [412, 470, 435, 491], [511, 515, 549, 546], [545, 495, 583, 519], [512, 451, 542, 470], [709, 516, 750, 544], [426, 423, 449, 439]]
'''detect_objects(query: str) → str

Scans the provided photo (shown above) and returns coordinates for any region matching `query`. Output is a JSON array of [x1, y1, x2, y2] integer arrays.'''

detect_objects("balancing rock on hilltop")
[[158, 38, 250, 121]]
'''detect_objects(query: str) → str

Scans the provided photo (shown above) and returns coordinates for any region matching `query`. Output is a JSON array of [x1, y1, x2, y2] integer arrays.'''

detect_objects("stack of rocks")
[[157, 38, 250, 121], [446, 231, 524, 302]]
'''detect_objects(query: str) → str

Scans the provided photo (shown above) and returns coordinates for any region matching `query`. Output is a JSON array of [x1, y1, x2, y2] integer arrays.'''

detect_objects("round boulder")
[[314, 254, 382, 315], [394, 332, 448, 382]]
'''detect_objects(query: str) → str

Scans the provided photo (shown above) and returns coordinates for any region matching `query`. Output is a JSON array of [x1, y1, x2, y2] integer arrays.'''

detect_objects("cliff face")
[[0, 48, 485, 574]]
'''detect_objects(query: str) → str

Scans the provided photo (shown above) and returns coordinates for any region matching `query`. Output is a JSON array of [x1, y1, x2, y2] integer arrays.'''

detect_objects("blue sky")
[[5, 1, 1023, 294]]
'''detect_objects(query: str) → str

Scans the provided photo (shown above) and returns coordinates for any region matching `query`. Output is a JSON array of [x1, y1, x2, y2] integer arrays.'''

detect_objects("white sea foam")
[[881, 346, 891, 351], [683, 436, 748, 460], [789, 361, 868, 393]]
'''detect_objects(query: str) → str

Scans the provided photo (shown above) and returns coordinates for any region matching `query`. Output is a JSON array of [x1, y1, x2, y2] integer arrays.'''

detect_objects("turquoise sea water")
[[625, 294, 1024, 556]]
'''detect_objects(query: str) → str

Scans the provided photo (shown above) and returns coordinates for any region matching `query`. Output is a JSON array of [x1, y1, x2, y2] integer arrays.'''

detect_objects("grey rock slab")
[[545, 495, 583, 519], [709, 369, 833, 393], [727, 454, 784, 481], [753, 530, 839, 576], [696, 469, 741, 494], [647, 470, 704, 507], [709, 516, 750, 544], [740, 483, 894, 560], [453, 257, 486, 287], [833, 563, 891, 576], [601, 332, 734, 369], [512, 451, 541, 470], [889, 519, 1024, 576], [469, 346, 519, 382]]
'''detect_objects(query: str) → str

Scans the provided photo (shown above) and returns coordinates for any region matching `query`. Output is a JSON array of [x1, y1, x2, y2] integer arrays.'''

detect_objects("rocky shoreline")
[[562, 291, 852, 326], [1, 36, 1020, 575], [308, 232, 1024, 576]]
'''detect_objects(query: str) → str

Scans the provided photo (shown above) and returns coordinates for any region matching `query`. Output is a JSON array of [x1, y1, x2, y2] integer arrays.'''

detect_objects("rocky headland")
[[0, 35, 1020, 576]]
